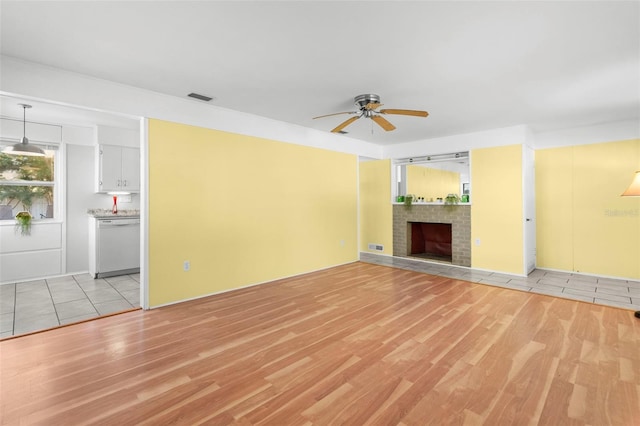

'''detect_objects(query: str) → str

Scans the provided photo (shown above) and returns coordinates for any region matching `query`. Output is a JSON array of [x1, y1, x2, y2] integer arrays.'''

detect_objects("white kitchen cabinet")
[[97, 144, 140, 192]]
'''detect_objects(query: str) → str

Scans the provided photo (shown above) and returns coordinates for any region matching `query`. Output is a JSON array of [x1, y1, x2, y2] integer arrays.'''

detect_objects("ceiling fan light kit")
[[313, 94, 429, 134]]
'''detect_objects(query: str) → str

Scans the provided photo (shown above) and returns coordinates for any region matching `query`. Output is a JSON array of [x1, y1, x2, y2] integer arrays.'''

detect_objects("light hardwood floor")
[[1, 262, 639, 425]]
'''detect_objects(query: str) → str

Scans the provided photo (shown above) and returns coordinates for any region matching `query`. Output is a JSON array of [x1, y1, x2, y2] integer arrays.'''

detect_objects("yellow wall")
[[536, 147, 574, 270], [536, 139, 640, 279], [359, 160, 392, 255], [148, 119, 358, 307], [406, 165, 460, 201], [471, 144, 524, 274]]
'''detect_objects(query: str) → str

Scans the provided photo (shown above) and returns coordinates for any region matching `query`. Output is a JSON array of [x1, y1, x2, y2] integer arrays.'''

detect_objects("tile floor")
[[360, 252, 640, 312], [0, 273, 140, 338]]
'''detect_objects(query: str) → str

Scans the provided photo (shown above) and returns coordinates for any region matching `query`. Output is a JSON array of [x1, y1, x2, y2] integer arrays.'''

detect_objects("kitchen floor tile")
[[119, 289, 140, 305], [0, 283, 16, 298], [15, 290, 54, 306], [84, 287, 126, 304], [0, 294, 15, 315], [72, 273, 97, 283], [1, 272, 140, 338], [1, 312, 14, 333], [93, 300, 134, 316], [108, 278, 139, 292], [13, 312, 60, 335], [55, 299, 98, 320], [76, 278, 112, 291], [60, 313, 101, 325], [15, 280, 47, 293], [46, 276, 77, 285], [49, 282, 87, 302], [14, 301, 56, 321]]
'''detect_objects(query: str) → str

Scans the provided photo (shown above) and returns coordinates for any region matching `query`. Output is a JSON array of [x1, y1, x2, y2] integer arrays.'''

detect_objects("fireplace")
[[393, 204, 471, 267], [408, 222, 452, 262]]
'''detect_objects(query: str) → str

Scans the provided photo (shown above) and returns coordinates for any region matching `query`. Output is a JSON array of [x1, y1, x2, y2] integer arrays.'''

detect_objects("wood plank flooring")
[[1, 262, 639, 425]]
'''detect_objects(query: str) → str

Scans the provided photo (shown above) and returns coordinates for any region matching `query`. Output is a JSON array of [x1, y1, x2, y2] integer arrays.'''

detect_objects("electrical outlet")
[[183, 261, 190, 272], [475, 239, 481, 246], [340, 240, 345, 247]]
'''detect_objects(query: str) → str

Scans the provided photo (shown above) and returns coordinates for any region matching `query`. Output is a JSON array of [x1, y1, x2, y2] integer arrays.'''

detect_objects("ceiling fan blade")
[[313, 111, 356, 119], [364, 102, 382, 110], [331, 116, 360, 133], [379, 109, 429, 117], [371, 115, 396, 131]]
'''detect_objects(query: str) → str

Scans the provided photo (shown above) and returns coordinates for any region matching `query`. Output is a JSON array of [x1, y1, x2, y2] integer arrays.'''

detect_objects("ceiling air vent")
[[187, 93, 214, 102]]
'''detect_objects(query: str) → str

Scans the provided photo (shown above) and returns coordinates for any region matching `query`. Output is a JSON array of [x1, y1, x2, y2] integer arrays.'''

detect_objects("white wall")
[[0, 56, 383, 159], [383, 125, 529, 159]]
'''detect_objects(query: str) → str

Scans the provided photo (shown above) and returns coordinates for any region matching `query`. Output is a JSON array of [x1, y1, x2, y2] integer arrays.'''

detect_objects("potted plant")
[[404, 194, 416, 206], [444, 194, 460, 205], [15, 211, 32, 236]]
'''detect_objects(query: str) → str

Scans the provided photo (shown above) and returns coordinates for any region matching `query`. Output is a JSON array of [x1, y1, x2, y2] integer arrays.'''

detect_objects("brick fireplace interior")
[[408, 222, 452, 262]]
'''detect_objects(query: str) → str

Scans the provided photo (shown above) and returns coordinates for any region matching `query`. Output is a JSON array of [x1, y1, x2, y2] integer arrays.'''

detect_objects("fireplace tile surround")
[[393, 204, 471, 267]]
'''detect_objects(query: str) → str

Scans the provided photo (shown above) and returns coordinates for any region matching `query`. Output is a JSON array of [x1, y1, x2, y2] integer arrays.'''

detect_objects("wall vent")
[[187, 92, 214, 102], [368, 243, 384, 251]]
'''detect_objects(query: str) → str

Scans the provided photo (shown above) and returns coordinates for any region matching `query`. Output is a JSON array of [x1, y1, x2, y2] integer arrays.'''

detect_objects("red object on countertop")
[[112, 195, 118, 214]]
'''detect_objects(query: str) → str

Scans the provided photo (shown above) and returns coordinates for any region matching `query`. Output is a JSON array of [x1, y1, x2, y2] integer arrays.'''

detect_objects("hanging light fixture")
[[621, 171, 640, 197], [2, 104, 46, 156]]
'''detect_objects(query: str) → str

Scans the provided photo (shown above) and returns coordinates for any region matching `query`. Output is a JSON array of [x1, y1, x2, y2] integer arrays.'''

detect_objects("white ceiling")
[[1, 1, 638, 145]]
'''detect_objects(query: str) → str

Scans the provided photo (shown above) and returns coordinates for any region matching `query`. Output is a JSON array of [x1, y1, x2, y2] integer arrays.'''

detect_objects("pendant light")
[[2, 104, 46, 156]]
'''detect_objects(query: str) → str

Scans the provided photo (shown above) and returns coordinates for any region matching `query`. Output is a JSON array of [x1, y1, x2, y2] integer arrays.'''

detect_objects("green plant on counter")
[[404, 194, 416, 206], [15, 211, 32, 236], [444, 194, 460, 205]]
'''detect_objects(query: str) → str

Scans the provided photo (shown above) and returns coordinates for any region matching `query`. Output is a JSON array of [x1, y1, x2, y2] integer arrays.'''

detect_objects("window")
[[0, 147, 57, 220]]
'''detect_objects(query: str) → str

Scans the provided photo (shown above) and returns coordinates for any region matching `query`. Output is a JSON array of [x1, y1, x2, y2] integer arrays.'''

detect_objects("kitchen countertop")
[[87, 209, 140, 218]]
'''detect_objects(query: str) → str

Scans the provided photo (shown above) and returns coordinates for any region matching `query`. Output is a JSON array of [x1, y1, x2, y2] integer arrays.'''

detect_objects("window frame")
[[0, 142, 62, 223]]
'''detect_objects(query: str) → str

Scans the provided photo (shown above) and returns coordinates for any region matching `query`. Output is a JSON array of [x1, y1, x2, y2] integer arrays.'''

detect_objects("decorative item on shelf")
[[436, 197, 443, 203], [396, 195, 405, 203], [461, 194, 470, 203], [112, 195, 118, 214], [404, 194, 415, 206], [15, 211, 32, 236], [445, 194, 460, 205]]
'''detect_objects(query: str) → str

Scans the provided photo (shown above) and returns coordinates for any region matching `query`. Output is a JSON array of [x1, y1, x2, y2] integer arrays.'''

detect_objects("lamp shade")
[[2, 104, 45, 157], [621, 171, 640, 197], [3, 137, 46, 156]]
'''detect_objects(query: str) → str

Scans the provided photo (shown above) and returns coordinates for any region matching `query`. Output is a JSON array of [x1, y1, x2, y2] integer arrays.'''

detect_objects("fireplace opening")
[[408, 222, 452, 263]]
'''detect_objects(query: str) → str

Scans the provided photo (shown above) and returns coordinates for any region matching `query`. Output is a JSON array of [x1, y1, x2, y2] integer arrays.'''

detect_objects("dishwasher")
[[90, 217, 140, 278]]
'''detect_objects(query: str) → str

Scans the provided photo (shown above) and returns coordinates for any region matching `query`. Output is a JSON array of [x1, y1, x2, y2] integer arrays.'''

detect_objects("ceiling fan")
[[313, 94, 429, 133]]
